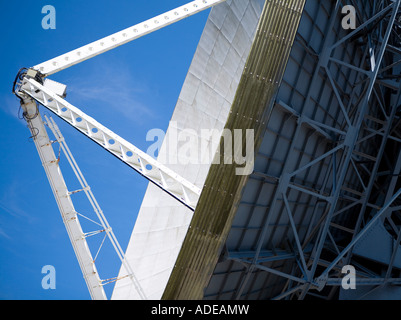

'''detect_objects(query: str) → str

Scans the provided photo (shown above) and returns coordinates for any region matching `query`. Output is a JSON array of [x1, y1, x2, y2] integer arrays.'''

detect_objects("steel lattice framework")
[[194, 0, 401, 300]]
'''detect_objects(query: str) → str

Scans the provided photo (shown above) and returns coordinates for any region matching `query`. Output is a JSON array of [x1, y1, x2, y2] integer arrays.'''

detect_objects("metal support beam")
[[18, 77, 201, 210], [34, 0, 227, 76], [232, 0, 401, 300], [21, 99, 107, 300], [44, 115, 146, 299], [316, 186, 401, 288], [303, 0, 401, 297]]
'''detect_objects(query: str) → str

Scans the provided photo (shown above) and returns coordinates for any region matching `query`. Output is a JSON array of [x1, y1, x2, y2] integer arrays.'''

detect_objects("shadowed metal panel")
[[202, 0, 401, 301], [202, 0, 364, 300]]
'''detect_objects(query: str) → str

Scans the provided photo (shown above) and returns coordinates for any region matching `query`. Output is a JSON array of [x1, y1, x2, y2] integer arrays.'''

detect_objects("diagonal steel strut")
[[19, 77, 201, 210], [34, 0, 227, 77]]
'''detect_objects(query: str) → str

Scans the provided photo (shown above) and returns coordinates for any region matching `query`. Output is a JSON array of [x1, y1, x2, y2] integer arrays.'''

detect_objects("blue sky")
[[0, 0, 209, 300]]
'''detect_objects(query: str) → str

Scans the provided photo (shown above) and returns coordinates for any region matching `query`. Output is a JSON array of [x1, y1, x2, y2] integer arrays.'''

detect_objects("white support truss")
[[34, 0, 227, 77], [19, 77, 201, 210], [20, 99, 147, 299], [44, 115, 146, 300], [21, 99, 107, 300]]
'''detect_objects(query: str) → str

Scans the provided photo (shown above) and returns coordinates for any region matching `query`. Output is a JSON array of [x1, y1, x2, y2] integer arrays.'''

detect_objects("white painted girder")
[[21, 100, 107, 300], [20, 77, 201, 210], [34, 0, 227, 76], [44, 115, 147, 300]]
